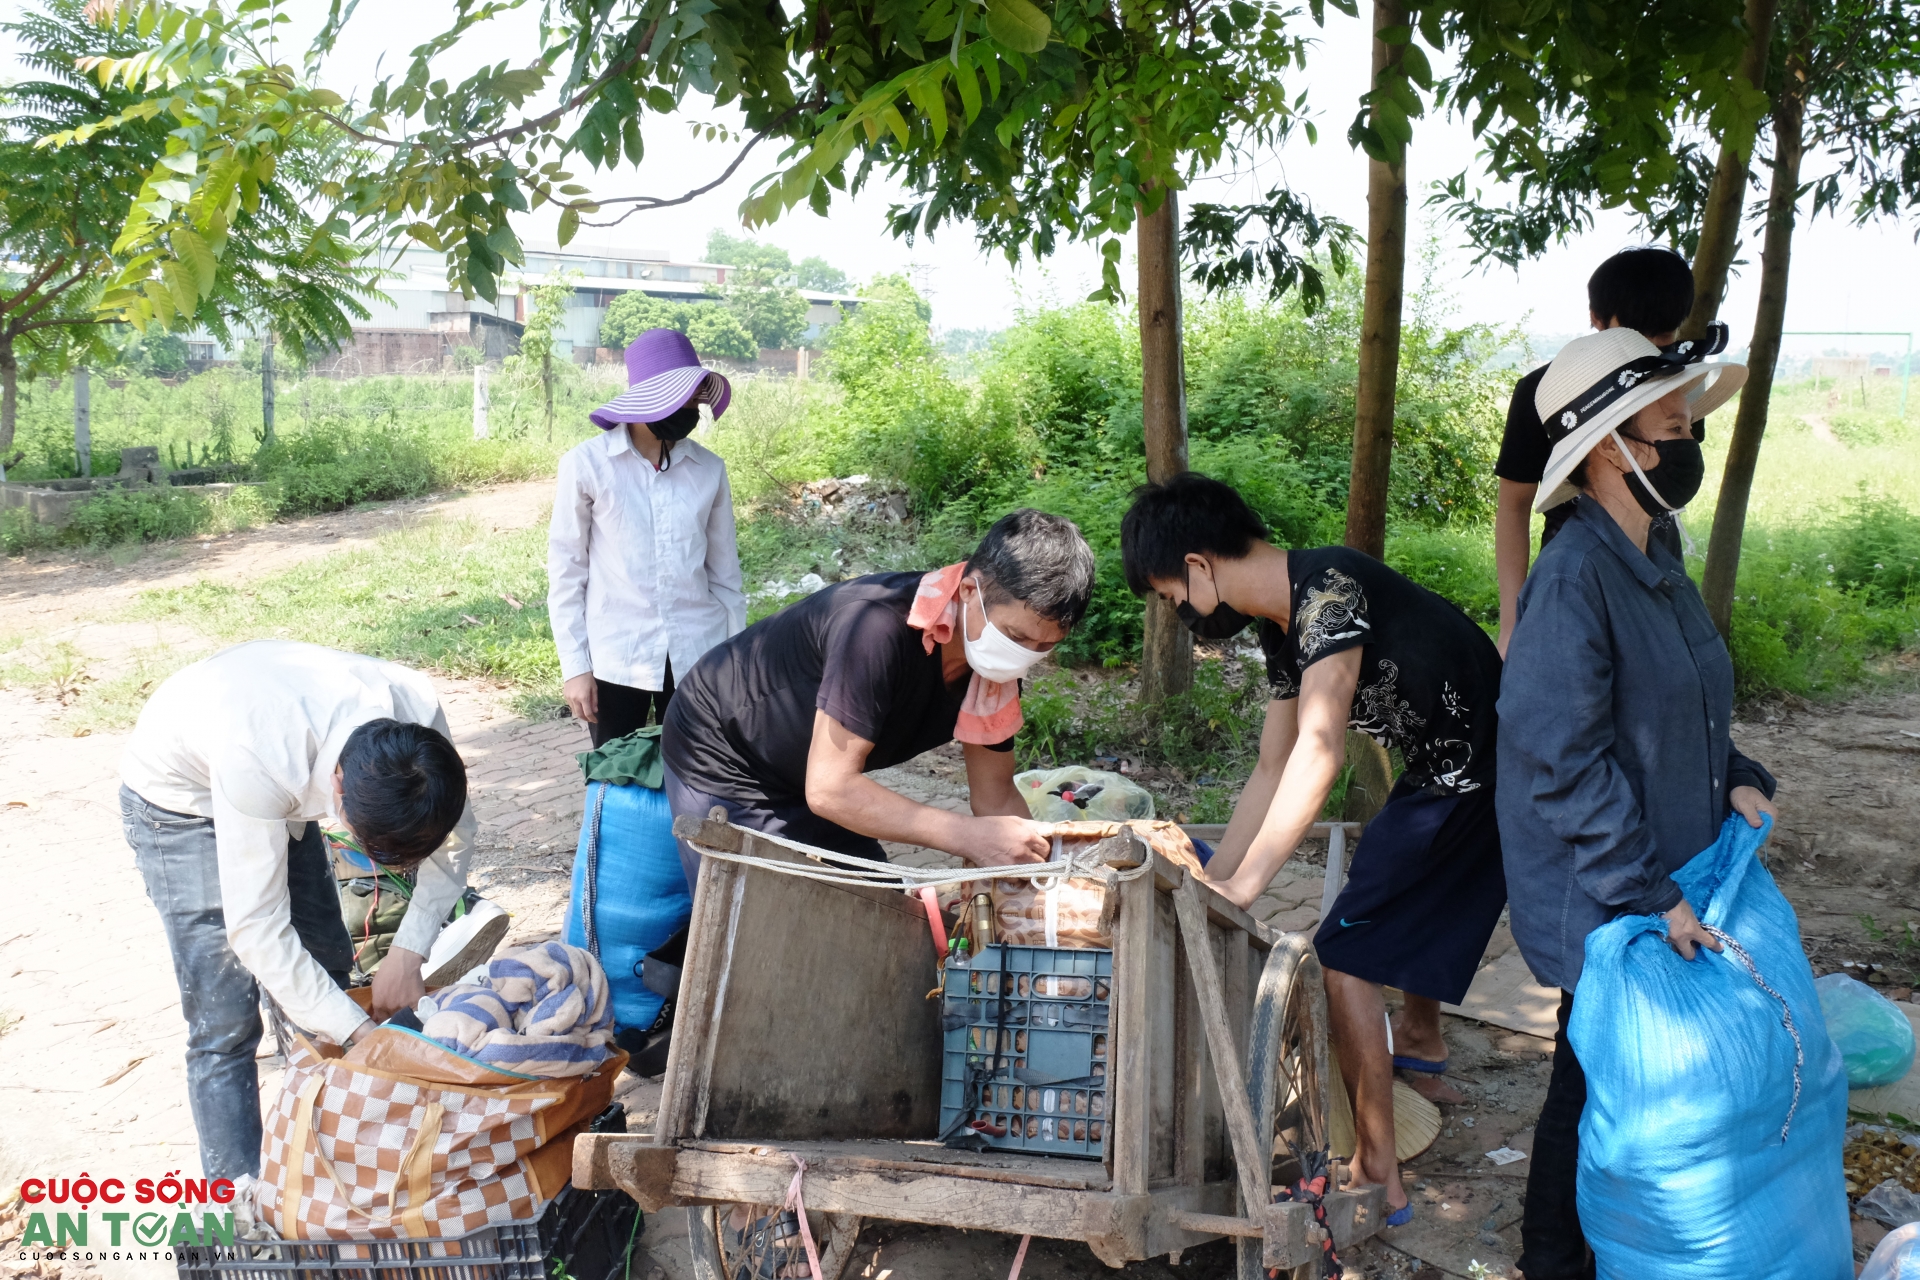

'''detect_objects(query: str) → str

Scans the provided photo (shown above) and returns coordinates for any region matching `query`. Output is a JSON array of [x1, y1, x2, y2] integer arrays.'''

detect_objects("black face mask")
[[647, 403, 701, 443], [1620, 434, 1706, 516], [1175, 564, 1254, 640]]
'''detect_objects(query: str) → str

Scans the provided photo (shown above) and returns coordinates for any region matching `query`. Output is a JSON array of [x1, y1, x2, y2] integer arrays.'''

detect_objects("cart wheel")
[[1238, 934, 1332, 1280], [690, 1204, 866, 1280]]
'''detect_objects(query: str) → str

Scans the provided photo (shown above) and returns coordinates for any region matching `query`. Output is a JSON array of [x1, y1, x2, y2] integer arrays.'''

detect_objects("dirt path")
[[0, 480, 553, 639]]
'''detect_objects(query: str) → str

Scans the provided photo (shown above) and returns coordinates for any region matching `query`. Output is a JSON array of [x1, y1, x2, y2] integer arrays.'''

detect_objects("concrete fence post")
[[261, 333, 276, 446], [74, 367, 91, 478], [473, 364, 490, 439]]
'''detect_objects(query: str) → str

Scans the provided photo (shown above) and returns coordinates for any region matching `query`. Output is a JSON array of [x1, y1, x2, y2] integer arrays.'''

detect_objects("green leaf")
[[1375, 23, 1412, 45], [881, 103, 912, 145], [905, 69, 949, 145], [985, 0, 1050, 55], [173, 226, 217, 295], [954, 59, 982, 122], [1399, 43, 1432, 89], [558, 206, 580, 245]]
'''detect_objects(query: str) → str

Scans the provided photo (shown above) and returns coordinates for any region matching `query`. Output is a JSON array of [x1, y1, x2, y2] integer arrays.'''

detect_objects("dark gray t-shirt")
[[662, 571, 1011, 806]]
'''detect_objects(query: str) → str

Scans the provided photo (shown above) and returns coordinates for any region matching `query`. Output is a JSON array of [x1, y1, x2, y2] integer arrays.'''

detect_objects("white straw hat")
[[1533, 326, 1748, 512]]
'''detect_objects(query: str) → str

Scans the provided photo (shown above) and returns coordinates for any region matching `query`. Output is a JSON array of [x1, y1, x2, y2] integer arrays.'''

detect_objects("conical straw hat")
[[1329, 1048, 1444, 1163]]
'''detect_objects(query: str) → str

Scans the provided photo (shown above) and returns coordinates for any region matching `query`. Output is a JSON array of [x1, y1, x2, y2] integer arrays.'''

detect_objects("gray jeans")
[[120, 784, 353, 1180]]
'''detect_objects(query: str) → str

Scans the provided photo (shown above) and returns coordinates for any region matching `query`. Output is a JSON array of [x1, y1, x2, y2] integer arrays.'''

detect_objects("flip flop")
[[1392, 1054, 1449, 1075], [1386, 1203, 1415, 1228], [722, 1208, 806, 1280]]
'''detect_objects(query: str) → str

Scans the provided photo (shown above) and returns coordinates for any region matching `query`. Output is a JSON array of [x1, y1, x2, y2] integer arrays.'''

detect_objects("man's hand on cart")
[[372, 945, 428, 1019], [958, 815, 1052, 867]]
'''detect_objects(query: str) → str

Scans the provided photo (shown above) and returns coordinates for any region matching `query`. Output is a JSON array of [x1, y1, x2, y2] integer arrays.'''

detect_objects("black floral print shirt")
[[1259, 547, 1503, 794]]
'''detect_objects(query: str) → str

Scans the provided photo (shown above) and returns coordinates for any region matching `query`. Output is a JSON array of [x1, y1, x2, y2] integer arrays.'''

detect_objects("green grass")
[[131, 517, 562, 696], [1694, 380, 1920, 698]]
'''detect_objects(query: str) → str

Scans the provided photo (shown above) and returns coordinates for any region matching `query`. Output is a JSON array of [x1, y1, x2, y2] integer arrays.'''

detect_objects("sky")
[[7, 2, 1918, 361]]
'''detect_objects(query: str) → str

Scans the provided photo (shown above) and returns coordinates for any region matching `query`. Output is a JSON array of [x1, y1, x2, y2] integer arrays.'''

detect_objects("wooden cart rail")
[[573, 815, 1388, 1274]]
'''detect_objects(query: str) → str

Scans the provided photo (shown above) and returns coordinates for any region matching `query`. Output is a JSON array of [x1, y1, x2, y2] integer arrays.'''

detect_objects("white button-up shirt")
[[119, 640, 476, 1045], [547, 429, 746, 689]]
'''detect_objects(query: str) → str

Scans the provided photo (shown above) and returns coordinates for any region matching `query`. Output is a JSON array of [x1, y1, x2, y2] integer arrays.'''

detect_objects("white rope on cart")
[[685, 828, 1155, 896]]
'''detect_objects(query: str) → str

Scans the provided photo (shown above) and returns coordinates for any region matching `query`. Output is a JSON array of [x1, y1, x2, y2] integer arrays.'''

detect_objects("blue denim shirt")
[[1496, 499, 1776, 990]]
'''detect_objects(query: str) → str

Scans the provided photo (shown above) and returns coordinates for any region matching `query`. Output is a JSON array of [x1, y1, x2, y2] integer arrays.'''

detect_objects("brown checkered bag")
[[254, 1024, 625, 1240]]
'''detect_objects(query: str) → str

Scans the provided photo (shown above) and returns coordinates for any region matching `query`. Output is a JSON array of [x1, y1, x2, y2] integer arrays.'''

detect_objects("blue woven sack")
[[564, 779, 691, 1033], [1570, 814, 1850, 1280]]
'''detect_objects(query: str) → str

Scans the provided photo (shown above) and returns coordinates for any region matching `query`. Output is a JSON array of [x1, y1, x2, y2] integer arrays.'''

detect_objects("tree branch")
[[10, 314, 110, 335], [577, 130, 774, 226], [314, 34, 651, 153], [0, 256, 71, 319], [6, 267, 94, 329]]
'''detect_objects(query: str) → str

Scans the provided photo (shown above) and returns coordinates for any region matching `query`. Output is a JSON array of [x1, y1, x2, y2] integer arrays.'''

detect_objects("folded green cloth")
[[576, 724, 665, 789]]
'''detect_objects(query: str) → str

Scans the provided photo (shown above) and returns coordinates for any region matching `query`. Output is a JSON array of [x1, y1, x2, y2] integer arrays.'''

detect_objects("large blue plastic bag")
[[564, 780, 691, 1033], [1816, 972, 1917, 1087], [1570, 814, 1850, 1280]]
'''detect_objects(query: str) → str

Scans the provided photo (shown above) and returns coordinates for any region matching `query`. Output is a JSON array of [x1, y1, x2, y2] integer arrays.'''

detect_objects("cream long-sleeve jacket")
[[546, 429, 747, 689], [119, 641, 475, 1044]]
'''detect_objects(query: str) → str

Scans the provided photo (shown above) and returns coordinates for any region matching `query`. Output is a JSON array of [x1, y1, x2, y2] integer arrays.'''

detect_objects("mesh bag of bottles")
[[990, 821, 1205, 950]]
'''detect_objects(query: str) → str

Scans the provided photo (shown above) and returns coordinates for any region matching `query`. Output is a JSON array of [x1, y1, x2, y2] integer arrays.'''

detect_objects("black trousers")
[[1518, 989, 1595, 1280], [589, 662, 674, 748]]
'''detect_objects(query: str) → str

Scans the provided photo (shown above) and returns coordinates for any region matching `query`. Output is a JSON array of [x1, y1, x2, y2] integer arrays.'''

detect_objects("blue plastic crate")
[[175, 1220, 544, 1280], [938, 944, 1113, 1159]]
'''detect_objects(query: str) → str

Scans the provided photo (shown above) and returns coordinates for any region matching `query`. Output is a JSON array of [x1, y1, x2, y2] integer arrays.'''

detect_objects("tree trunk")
[[1700, 41, 1807, 640], [0, 336, 16, 480], [1679, 0, 1779, 340], [1138, 190, 1194, 706], [1344, 0, 1409, 561]]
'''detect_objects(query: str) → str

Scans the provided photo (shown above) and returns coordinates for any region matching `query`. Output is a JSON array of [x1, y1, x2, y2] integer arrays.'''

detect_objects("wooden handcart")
[[574, 814, 1387, 1277]]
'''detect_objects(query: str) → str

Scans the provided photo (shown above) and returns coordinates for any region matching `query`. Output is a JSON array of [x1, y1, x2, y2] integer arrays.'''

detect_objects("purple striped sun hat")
[[588, 328, 733, 430]]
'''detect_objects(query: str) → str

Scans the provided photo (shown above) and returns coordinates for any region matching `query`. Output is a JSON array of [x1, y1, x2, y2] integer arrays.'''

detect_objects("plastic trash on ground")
[[1861, 1179, 1920, 1230], [1861, 1222, 1920, 1280], [1816, 971, 1917, 1087], [1014, 767, 1154, 823]]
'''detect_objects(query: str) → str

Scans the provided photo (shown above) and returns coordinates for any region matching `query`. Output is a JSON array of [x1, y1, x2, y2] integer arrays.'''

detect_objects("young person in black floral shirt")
[[1121, 474, 1506, 1227]]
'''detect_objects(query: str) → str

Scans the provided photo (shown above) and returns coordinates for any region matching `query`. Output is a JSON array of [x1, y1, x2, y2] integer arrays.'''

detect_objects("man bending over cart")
[[661, 508, 1095, 882], [1120, 474, 1507, 1226]]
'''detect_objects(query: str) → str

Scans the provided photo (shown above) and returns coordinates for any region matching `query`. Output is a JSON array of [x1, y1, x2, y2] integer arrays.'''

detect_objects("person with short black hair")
[[661, 509, 1095, 878], [120, 641, 478, 1179], [1494, 246, 1704, 655], [1122, 474, 1507, 1227]]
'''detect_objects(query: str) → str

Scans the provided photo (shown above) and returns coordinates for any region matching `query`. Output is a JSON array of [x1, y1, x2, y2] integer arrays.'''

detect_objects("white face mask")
[[961, 580, 1048, 683]]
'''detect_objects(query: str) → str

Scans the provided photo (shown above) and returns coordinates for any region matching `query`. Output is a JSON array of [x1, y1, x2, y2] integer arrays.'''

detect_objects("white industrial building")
[[190, 242, 859, 375]]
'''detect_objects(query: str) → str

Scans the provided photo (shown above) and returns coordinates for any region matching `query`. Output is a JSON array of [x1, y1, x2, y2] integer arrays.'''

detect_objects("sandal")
[[722, 1207, 809, 1280]]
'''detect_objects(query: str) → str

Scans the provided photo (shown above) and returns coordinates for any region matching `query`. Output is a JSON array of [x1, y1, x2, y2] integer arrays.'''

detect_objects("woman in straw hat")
[[1494, 327, 1781, 1279]]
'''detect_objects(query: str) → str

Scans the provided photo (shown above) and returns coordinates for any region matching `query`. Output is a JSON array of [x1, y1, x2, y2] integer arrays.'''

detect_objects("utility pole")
[[74, 366, 91, 478], [261, 332, 277, 447]]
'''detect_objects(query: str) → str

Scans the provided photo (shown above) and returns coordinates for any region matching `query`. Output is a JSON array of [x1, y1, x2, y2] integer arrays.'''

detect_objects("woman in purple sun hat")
[[547, 327, 745, 747]]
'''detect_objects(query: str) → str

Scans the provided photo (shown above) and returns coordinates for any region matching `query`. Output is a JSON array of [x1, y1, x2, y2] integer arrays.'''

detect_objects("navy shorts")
[[1311, 779, 1507, 1005]]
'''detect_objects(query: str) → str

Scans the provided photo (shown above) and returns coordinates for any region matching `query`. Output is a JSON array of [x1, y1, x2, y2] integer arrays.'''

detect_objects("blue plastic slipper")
[[1386, 1203, 1414, 1228], [1392, 1054, 1448, 1075]]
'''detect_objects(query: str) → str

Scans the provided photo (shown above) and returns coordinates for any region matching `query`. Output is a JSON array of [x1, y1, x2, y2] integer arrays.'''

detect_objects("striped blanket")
[[421, 942, 615, 1077]]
